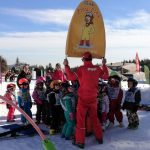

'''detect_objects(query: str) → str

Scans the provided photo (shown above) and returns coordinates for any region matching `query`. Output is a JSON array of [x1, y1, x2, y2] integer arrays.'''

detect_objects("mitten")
[[69, 112, 74, 120]]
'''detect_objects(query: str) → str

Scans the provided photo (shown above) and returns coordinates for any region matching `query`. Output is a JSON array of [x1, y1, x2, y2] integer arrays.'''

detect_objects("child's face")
[[102, 92, 106, 96], [68, 86, 73, 92], [111, 78, 116, 84], [21, 83, 29, 89], [9, 87, 15, 93], [128, 81, 133, 88], [37, 83, 43, 88], [54, 84, 60, 90]]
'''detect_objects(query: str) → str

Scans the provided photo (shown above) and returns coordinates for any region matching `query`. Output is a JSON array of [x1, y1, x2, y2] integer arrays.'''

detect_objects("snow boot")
[[118, 122, 124, 128], [97, 138, 103, 144], [107, 122, 114, 129], [75, 143, 85, 149]]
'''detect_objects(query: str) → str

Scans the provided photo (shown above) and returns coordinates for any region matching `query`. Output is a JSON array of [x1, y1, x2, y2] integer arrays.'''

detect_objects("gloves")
[[69, 112, 74, 120], [63, 58, 69, 66], [6, 104, 11, 109], [102, 58, 107, 65]]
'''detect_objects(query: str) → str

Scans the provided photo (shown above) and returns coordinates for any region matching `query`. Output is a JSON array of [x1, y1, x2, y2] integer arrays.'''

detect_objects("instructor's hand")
[[102, 58, 107, 65], [63, 58, 69, 66]]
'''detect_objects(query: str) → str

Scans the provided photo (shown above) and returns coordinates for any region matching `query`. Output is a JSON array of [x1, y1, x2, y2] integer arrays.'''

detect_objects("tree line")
[[1, 55, 150, 74]]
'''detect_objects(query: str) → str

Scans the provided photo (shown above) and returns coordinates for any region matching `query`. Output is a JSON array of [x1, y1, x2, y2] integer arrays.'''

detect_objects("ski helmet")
[[36, 76, 45, 85], [19, 78, 29, 85], [7, 83, 16, 90], [50, 80, 62, 89]]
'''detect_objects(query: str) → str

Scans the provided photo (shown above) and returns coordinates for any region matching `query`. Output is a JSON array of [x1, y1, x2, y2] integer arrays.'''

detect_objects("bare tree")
[[0, 56, 8, 73]]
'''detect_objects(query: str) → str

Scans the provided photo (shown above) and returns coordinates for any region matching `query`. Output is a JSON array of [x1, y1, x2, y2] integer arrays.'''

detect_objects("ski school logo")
[[87, 68, 97, 71]]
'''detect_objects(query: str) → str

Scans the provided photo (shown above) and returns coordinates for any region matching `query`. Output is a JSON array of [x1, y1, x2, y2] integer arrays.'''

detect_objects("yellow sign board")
[[66, 0, 106, 59]]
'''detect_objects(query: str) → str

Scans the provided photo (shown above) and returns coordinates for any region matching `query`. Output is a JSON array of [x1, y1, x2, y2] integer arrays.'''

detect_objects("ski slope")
[[0, 79, 150, 150], [0, 106, 150, 150]]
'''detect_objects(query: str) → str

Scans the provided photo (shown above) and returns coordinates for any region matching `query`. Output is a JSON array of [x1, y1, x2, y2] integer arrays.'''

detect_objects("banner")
[[135, 52, 140, 72], [66, 0, 105, 59], [144, 65, 150, 84]]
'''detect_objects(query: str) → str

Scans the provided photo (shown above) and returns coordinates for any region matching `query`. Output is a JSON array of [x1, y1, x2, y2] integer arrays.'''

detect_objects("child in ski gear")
[[48, 80, 64, 135], [60, 82, 76, 140], [107, 75, 123, 128], [97, 81, 106, 123], [86, 83, 109, 136], [32, 77, 47, 124], [101, 86, 109, 130], [18, 78, 32, 124], [4, 84, 17, 122], [63, 52, 109, 148], [122, 78, 141, 129], [44, 81, 53, 125]]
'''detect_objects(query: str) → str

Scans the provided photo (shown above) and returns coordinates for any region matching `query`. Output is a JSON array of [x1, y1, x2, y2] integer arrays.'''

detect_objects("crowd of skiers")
[[3, 52, 141, 149]]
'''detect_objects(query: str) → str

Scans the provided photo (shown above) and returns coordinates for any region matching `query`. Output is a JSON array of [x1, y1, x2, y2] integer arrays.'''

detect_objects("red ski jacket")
[[52, 69, 66, 82], [65, 61, 109, 103]]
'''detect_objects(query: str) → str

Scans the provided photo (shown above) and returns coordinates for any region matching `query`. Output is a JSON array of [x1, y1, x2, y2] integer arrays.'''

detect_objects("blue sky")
[[0, 0, 150, 67]]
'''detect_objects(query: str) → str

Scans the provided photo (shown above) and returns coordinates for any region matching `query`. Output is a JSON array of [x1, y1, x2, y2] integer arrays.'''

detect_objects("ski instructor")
[[63, 52, 109, 148]]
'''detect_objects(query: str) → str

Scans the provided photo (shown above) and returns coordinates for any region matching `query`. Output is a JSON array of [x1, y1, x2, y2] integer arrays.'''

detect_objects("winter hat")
[[109, 75, 121, 83], [50, 80, 62, 89], [7, 83, 16, 90], [82, 52, 92, 61], [36, 76, 45, 85]]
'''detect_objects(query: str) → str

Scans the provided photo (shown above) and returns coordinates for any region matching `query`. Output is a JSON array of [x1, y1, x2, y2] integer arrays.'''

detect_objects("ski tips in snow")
[[42, 139, 56, 150]]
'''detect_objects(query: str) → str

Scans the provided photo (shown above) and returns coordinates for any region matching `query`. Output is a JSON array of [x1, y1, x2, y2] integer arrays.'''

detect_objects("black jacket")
[[123, 87, 141, 112], [17, 71, 32, 88]]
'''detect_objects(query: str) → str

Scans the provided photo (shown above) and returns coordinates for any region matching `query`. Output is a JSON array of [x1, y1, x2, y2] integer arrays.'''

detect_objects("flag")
[[144, 65, 150, 84], [135, 52, 140, 72]]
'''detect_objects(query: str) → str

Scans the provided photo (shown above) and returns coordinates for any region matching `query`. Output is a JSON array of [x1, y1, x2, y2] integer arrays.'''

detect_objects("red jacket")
[[65, 61, 109, 103], [52, 69, 66, 82]]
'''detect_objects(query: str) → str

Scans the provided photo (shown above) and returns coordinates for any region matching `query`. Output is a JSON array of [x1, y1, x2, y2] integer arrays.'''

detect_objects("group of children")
[[4, 75, 141, 142]]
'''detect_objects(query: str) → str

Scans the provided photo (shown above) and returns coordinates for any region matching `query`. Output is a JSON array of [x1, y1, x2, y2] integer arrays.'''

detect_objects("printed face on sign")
[[79, 12, 95, 48]]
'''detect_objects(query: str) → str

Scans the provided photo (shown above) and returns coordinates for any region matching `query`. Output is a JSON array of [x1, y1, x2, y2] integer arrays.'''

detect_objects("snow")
[[0, 79, 150, 150]]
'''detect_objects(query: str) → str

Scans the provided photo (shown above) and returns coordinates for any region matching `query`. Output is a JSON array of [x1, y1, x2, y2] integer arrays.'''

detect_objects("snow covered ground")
[[0, 79, 150, 150], [0, 103, 150, 150]]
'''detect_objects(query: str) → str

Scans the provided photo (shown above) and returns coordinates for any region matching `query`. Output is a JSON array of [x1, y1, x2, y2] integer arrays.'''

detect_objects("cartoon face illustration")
[[79, 12, 95, 48], [85, 12, 94, 25]]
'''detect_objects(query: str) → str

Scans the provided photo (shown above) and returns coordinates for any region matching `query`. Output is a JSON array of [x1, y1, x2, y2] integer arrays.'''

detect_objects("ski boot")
[[118, 122, 124, 128], [97, 138, 103, 144], [107, 122, 114, 129]]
